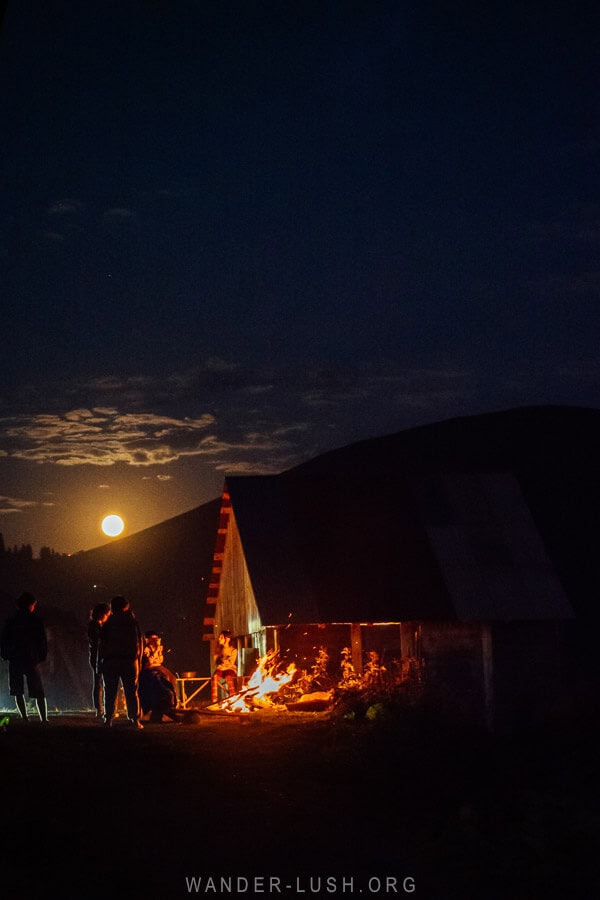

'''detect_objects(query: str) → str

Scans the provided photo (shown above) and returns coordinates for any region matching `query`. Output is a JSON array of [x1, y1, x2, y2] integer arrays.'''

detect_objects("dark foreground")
[[1, 709, 598, 899]]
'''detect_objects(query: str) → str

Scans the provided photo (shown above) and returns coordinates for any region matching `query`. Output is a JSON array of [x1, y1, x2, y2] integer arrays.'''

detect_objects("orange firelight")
[[211, 650, 296, 714]]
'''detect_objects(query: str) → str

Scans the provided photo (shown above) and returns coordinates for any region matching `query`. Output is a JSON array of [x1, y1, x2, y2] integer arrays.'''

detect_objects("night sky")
[[1, 0, 598, 555]]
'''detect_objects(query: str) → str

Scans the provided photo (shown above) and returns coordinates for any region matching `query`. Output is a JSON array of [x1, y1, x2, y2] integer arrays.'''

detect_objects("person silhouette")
[[139, 632, 181, 723], [98, 595, 144, 729], [0, 592, 49, 723], [210, 630, 237, 703], [87, 602, 110, 718]]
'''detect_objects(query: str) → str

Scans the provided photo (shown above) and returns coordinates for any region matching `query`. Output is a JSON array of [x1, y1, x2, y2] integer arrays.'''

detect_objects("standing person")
[[0, 592, 49, 724], [99, 595, 144, 729], [210, 630, 238, 703], [87, 602, 110, 719]]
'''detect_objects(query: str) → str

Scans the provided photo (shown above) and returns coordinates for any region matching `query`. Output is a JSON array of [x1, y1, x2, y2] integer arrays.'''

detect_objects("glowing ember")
[[210, 649, 296, 713]]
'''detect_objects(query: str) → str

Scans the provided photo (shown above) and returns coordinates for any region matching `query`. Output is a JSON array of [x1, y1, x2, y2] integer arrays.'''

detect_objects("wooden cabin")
[[203, 407, 598, 729]]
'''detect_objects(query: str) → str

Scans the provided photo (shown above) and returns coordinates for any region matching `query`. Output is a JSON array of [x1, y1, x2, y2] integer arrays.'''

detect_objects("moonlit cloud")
[[213, 459, 285, 475], [0, 401, 306, 477], [194, 433, 280, 455], [1, 358, 594, 478], [0, 495, 39, 514], [0, 409, 216, 467], [272, 423, 311, 437], [47, 199, 84, 215]]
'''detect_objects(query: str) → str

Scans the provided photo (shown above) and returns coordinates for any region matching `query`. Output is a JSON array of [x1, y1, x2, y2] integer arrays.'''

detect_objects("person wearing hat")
[[0, 592, 49, 723]]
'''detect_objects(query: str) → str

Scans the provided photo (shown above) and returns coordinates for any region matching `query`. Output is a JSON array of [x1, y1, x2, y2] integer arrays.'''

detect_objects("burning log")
[[285, 691, 333, 712], [207, 649, 297, 714], [212, 685, 260, 713]]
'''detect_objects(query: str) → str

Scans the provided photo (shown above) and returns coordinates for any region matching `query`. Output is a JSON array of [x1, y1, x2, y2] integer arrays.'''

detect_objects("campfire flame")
[[211, 649, 297, 713]]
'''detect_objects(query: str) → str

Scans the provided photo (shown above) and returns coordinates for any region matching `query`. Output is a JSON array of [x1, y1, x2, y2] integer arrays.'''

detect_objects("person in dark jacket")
[[99, 595, 144, 729], [87, 602, 110, 718], [0, 592, 48, 723]]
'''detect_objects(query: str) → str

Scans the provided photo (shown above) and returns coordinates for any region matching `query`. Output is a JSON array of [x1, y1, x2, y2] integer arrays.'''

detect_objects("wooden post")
[[482, 624, 494, 731], [350, 622, 363, 675]]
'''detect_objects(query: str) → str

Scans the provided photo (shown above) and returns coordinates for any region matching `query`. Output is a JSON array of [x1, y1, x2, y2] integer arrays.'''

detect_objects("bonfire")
[[206, 644, 417, 717], [208, 649, 298, 714]]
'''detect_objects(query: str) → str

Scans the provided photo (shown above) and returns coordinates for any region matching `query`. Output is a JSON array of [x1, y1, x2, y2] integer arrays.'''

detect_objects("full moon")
[[101, 514, 125, 537]]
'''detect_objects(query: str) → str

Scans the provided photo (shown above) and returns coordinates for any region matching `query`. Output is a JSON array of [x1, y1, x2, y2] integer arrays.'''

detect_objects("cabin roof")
[[218, 406, 600, 627]]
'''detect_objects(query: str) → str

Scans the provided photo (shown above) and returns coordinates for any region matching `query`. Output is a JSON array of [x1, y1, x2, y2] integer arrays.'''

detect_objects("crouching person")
[[139, 632, 180, 723]]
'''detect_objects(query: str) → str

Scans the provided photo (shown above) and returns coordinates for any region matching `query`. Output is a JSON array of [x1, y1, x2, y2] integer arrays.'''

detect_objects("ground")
[[1, 708, 599, 899]]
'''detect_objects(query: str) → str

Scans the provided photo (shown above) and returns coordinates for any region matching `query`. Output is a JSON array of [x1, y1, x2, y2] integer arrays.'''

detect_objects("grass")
[[1, 709, 598, 899]]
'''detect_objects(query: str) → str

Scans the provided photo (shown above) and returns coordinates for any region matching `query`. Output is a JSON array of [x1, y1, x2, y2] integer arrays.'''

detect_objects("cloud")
[[298, 364, 474, 417], [0, 357, 514, 458], [213, 459, 285, 475], [272, 423, 311, 438], [0, 402, 305, 476], [9, 358, 579, 487], [0, 495, 39, 516], [103, 207, 136, 219], [47, 199, 84, 216], [0, 409, 217, 468], [191, 433, 279, 456]]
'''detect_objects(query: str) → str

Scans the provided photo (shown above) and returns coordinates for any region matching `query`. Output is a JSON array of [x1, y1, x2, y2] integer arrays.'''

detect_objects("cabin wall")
[[417, 620, 573, 730], [214, 509, 262, 639], [491, 621, 571, 730], [419, 621, 488, 724]]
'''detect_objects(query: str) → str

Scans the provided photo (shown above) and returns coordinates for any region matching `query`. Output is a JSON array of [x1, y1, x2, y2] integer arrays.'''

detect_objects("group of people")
[[1, 591, 240, 724], [88, 597, 183, 727], [86, 594, 147, 727]]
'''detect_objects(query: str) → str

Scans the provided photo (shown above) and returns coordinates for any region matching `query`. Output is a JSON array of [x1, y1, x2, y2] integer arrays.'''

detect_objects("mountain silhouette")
[[0, 498, 221, 676]]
